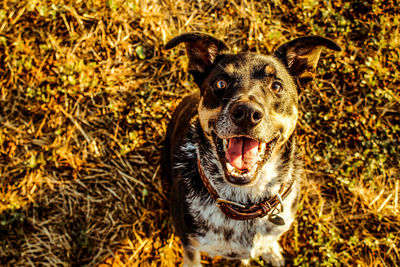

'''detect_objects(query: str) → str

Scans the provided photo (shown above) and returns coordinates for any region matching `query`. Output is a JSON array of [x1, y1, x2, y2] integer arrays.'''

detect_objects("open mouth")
[[213, 134, 277, 185]]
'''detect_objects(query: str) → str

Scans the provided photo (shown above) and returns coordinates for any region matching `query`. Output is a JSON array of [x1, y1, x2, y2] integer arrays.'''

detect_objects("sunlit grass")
[[0, 0, 399, 265]]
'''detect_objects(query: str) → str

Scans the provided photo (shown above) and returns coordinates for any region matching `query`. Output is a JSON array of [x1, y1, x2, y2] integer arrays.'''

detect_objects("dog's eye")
[[214, 79, 227, 98], [271, 82, 283, 93], [215, 79, 227, 89]]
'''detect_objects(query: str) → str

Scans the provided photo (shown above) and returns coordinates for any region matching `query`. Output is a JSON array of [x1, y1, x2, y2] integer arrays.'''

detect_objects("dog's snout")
[[230, 101, 264, 129]]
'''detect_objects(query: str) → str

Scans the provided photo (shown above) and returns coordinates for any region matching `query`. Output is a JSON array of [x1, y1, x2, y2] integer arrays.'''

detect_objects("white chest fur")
[[187, 191, 296, 260]]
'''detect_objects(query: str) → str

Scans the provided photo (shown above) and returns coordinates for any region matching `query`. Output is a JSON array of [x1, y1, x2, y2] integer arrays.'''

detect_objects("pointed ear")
[[165, 32, 228, 75], [274, 36, 341, 82]]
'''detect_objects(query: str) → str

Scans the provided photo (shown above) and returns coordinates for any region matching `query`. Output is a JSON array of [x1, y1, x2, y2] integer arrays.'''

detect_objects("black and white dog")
[[162, 32, 340, 266]]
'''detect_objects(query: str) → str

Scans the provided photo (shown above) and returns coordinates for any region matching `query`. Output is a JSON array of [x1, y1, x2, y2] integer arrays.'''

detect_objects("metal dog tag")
[[268, 214, 285, 226], [268, 192, 285, 225]]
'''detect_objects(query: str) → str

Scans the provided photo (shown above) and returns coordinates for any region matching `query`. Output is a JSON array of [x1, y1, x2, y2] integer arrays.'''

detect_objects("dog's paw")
[[183, 263, 202, 267], [241, 258, 250, 265], [261, 242, 285, 267], [183, 249, 202, 267]]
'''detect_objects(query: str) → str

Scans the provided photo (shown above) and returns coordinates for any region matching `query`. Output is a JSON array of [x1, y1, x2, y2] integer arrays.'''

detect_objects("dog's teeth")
[[259, 143, 266, 154], [226, 162, 242, 177], [232, 169, 241, 176], [222, 139, 228, 151], [226, 162, 235, 172]]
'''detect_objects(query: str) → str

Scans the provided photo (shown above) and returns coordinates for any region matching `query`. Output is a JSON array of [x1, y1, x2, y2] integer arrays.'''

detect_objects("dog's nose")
[[230, 101, 264, 129]]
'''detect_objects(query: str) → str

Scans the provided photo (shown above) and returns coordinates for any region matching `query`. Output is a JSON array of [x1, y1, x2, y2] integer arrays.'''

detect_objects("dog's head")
[[166, 32, 340, 186]]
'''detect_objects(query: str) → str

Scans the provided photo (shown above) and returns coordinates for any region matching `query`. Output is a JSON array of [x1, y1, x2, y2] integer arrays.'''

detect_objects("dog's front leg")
[[261, 241, 284, 267], [183, 247, 201, 267]]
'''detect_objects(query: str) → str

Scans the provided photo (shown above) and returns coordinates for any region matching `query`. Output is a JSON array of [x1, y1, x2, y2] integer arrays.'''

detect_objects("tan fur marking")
[[265, 65, 276, 75], [198, 97, 221, 138], [225, 63, 235, 74]]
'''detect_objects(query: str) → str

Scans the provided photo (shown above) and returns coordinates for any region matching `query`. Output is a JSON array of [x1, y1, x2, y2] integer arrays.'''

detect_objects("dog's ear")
[[274, 36, 341, 82], [165, 32, 228, 82]]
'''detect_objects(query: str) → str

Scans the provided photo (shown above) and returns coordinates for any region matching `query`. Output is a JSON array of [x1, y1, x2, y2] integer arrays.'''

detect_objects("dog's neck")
[[196, 156, 294, 221]]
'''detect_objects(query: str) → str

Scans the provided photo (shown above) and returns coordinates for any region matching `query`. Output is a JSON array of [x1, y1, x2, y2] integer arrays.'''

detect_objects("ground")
[[0, 0, 399, 266]]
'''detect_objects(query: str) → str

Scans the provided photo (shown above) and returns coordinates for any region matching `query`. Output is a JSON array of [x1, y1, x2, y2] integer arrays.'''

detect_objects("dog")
[[162, 32, 340, 266]]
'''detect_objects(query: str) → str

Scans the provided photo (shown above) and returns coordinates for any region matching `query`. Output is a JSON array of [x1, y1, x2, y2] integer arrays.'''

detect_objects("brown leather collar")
[[197, 158, 293, 220]]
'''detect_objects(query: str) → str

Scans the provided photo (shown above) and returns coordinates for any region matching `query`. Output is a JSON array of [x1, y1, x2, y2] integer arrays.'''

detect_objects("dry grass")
[[0, 0, 399, 266]]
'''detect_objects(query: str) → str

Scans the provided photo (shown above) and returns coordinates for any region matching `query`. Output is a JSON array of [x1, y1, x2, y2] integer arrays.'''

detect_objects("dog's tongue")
[[226, 137, 259, 170]]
